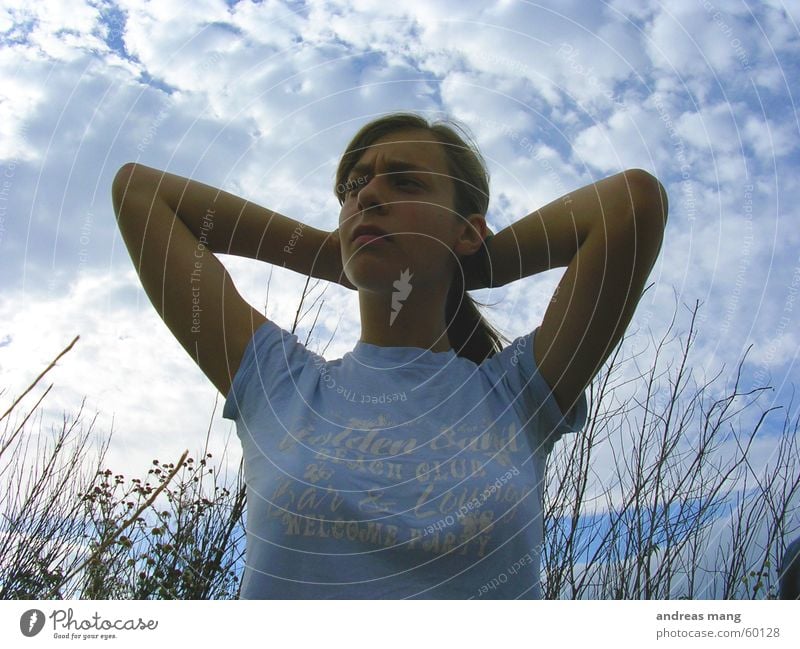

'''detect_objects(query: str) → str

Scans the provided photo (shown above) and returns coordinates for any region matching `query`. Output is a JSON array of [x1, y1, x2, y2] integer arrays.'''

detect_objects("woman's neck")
[[357, 285, 452, 351]]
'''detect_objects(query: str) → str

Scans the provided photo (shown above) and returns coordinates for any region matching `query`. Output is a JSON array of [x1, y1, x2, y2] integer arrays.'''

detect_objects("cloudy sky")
[[1, 0, 798, 569]]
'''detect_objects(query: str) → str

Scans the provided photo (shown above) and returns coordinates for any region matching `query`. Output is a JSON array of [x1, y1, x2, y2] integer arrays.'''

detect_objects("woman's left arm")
[[488, 168, 669, 417]]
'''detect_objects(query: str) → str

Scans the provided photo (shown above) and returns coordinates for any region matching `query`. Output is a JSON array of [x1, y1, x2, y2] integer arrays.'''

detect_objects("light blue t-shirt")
[[222, 319, 588, 599]]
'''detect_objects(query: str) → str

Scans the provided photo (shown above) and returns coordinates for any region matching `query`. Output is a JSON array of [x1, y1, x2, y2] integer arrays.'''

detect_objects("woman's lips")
[[353, 234, 391, 246]]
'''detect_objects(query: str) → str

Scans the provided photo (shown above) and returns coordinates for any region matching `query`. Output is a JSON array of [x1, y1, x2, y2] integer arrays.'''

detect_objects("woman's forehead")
[[355, 130, 449, 172]]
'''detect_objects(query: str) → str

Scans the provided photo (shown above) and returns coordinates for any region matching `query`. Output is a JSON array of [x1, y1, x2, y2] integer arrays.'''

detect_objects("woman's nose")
[[356, 177, 388, 213]]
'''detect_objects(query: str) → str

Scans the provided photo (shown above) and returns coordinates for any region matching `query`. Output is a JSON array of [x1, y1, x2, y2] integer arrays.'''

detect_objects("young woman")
[[112, 112, 668, 599]]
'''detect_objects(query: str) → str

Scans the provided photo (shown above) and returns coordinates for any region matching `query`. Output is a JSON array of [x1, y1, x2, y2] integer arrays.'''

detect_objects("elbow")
[[112, 163, 152, 217], [112, 163, 134, 219], [622, 168, 669, 231], [112, 162, 143, 193]]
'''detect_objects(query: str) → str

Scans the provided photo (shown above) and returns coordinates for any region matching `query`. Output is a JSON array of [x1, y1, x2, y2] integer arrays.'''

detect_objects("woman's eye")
[[395, 176, 420, 188], [343, 175, 420, 198]]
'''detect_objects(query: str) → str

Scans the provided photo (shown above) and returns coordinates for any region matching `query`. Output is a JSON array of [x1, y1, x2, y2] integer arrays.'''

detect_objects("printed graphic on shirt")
[[262, 415, 534, 560]]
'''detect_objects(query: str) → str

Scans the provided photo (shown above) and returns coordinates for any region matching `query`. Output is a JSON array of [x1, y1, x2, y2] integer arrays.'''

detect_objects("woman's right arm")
[[111, 162, 341, 396]]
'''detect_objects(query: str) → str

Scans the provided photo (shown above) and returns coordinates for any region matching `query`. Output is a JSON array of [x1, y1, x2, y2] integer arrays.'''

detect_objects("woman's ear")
[[453, 213, 488, 256]]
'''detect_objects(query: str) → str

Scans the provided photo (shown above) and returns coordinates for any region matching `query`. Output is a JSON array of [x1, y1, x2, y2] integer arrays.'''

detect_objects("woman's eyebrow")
[[349, 160, 437, 178]]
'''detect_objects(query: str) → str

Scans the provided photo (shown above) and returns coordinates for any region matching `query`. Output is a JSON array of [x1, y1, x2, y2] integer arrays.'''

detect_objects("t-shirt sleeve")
[[483, 325, 589, 455], [222, 319, 321, 422]]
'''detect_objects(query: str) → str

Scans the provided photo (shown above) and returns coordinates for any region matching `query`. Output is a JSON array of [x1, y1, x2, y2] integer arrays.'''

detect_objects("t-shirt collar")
[[350, 339, 457, 368]]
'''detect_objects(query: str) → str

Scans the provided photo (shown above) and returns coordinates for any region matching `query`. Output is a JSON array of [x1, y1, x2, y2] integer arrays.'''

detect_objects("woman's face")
[[338, 128, 466, 292]]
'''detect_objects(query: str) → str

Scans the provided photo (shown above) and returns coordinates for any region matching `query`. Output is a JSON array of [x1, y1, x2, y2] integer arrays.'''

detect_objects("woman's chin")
[[346, 264, 404, 292]]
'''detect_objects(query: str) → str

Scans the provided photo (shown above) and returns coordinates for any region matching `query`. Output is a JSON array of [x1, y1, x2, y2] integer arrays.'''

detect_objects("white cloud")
[[743, 114, 799, 160], [645, 0, 756, 77], [675, 102, 742, 153], [572, 102, 666, 174], [0, 267, 242, 474]]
